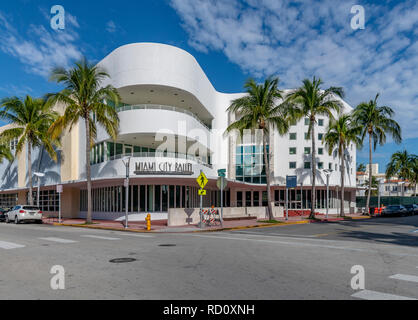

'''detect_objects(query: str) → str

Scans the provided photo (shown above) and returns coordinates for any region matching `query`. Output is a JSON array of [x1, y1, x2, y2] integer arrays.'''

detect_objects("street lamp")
[[322, 169, 333, 219], [33, 172, 45, 207], [122, 156, 131, 229]]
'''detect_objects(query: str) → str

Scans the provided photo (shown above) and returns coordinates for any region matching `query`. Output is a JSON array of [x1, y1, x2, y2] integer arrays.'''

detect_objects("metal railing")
[[101, 151, 213, 169], [116, 104, 212, 130]]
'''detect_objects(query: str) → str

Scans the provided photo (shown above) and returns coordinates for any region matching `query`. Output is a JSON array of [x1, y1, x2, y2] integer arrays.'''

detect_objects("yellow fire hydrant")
[[146, 213, 151, 231]]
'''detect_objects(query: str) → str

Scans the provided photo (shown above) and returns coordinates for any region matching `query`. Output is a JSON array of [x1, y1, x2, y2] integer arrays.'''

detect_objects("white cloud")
[[0, 10, 82, 77], [106, 20, 117, 33], [170, 0, 418, 138]]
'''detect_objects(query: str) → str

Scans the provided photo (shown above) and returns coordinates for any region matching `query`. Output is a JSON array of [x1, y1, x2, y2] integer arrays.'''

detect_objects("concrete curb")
[[51, 220, 311, 234], [50, 216, 370, 234]]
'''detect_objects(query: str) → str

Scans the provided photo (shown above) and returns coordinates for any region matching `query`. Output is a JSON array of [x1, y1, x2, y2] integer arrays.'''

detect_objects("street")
[[0, 216, 417, 300]]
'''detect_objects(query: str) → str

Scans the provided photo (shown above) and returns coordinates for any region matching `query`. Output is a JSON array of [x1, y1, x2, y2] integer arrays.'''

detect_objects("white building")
[[0, 43, 357, 223]]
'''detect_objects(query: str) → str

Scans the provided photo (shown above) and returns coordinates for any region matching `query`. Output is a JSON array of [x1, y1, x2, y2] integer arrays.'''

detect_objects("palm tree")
[[364, 176, 379, 197], [0, 143, 13, 163], [225, 77, 292, 220], [285, 77, 344, 219], [47, 59, 120, 224], [323, 114, 362, 216], [357, 163, 366, 172], [353, 94, 402, 214], [0, 96, 60, 205], [386, 151, 417, 196]]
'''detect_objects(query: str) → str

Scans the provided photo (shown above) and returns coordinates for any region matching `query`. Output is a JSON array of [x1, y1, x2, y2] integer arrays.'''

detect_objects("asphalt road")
[[0, 216, 417, 300]]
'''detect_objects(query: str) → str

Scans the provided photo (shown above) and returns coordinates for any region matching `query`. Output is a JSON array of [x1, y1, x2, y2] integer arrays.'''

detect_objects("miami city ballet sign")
[[134, 161, 193, 176]]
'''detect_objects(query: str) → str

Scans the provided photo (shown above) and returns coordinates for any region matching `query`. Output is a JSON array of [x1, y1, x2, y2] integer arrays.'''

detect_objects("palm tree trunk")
[[310, 118, 316, 219], [85, 118, 93, 224], [340, 147, 345, 217], [263, 132, 274, 220], [27, 142, 33, 206], [365, 133, 372, 215]]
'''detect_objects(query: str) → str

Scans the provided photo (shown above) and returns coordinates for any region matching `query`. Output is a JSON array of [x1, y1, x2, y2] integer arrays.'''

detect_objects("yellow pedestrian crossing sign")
[[198, 189, 207, 196], [197, 172, 208, 189]]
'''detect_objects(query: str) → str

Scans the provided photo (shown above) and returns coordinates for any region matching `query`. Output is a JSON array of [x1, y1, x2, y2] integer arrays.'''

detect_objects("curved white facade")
[[0, 42, 358, 220]]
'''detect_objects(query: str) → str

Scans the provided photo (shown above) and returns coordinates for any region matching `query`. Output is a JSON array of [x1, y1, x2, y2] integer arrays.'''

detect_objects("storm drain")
[[109, 258, 137, 264], [158, 244, 177, 247]]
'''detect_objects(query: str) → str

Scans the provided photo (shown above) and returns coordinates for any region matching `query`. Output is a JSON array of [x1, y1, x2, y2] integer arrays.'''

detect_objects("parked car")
[[381, 205, 408, 217], [0, 207, 12, 222], [404, 204, 418, 216], [6, 205, 43, 224]]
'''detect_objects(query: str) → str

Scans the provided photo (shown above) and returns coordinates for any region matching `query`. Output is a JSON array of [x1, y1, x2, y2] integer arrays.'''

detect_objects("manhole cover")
[[109, 258, 137, 263], [159, 244, 177, 247]]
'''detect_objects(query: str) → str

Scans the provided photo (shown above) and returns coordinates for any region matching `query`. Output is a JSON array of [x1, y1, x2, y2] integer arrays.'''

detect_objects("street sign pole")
[[199, 170, 203, 229], [286, 187, 289, 221], [220, 177, 224, 227], [57, 185, 63, 223]]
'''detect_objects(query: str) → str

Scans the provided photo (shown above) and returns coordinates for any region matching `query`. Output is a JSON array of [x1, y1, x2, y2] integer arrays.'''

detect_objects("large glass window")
[[235, 144, 268, 184], [289, 133, 297, 140], [289, 147, 296, 155]]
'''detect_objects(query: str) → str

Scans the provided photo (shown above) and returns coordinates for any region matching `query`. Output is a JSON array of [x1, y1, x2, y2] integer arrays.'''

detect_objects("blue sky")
[[0, 0, 417, 172]]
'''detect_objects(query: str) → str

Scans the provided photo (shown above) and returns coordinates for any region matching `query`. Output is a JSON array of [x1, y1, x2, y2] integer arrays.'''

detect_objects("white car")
[[6, 205, 43, 224]]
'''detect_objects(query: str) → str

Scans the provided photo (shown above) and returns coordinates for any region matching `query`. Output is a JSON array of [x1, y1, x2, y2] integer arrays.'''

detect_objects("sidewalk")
[[43, 212, 370, 233]]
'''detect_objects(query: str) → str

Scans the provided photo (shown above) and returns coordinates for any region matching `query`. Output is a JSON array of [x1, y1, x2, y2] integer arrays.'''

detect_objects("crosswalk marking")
[[352, 290, 416, 300], [0, 240, 26, 250], [81, 235, 120, 241], [389, 274, 418, 283], [39, 237, 78, 244]]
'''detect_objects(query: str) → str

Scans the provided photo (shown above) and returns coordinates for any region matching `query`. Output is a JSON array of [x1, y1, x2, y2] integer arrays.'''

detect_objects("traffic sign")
[[218, 169, 226, 178], [217, 177, 228, 190], [197, 172, 208, 189], [286, 176, 297, 188], [198, 189, 207, 196]]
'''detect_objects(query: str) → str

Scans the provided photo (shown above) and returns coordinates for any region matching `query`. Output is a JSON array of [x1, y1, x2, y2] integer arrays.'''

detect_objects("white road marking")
[[184, 233, 418, 257], [352, 290, 416, 300], [389, 274, 418, 283], [232, 231, 317, 238], [0, 240, 26, 250], [39, 237, 78, 244], [188, 234, 369, 252], [81, 235, 120, 241], [118, 233, 154, 238]]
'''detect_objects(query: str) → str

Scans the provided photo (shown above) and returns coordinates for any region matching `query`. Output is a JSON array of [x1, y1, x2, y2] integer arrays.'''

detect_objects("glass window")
[[318, 162, 324, 169], [155, 185, 161, 212], [304, 162, 311, 169], [289, 133, 297, 140], [318, 148, 324, 155], [329, 163, 332, 170], [305, 133, 310, 140], [318, 119, 324, 126], [262, 191, 268, 207], [304, 147, 311, 154], [237, 192, 243, 207], [289, 147, 296, 155], [289, 162, 297, 169], [236, 154, 243, 165], [116, 143, 123, 156], [107, 142, 115, 159], [318, 133, 324, 140], [305, 118, 310, 125]]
